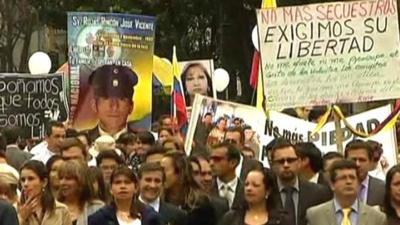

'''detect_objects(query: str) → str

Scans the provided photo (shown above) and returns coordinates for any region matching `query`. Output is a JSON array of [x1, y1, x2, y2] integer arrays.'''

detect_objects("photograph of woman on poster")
[[181, 62, 214, 106]]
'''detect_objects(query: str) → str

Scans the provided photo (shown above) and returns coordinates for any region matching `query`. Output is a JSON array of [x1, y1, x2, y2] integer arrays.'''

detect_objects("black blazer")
[[270, 179, 332, 225], [367, 176, 385, 206], [159, 201, 187, 225], [0, 200, 19, 225], [209, 196, 229, 224], [219, 207, 290, 225], [211, 178, 245, 210], [88, 205, 162, 225], [186, 197, 217, 225]]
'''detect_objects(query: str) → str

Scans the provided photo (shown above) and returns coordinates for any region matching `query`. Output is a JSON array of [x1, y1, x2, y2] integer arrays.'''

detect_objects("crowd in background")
[[0, 115, 399, 225]]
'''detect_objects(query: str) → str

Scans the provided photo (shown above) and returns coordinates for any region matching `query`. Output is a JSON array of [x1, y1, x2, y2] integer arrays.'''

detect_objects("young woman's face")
[[59, 174, 80, 198], [20, 169, 46, 199], [158, 130, 172, 144], [185, 66, 208, 97], [110, 175, 137, 201], [390, 172, 400, 204], [244, 171, 267, 205]]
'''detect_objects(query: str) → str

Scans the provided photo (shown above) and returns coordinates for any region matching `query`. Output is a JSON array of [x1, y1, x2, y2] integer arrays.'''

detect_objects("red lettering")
[[283, 7, 293, 23], [303, 6, 313, 21], [316, 5, 327, 20]]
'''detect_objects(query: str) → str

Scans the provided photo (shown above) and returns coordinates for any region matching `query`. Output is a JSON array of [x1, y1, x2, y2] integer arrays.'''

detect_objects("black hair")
[[365, 140, 383, 162], [88, 166, 110, 203], [45, 155, 64, 174], [116, 132, 137, 145], [0, 132, 7, 151], [344, 139, 373, 160], [211, 141, 241, 166], [296, 142, 323, 173], [65, 128, 79, 138], [59, 137, 87, 158], [145, 144, 166, 161], [137, 131, 155, 145], [2, 127, 21, 145], [77, 131, 92, 147], [322, 152, 343, 171], [96, 150, 124, 166], [45, 120, 64, 137], [383, 165, 400, 218], [329, 159, 358, 183], [224, 127, 244, 145]]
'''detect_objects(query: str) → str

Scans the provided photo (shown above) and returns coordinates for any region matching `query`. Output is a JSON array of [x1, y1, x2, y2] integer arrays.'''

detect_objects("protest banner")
[[67, 12, 156, 131], [179, 59, 215, 107], [0, 73, 68, 137], [186, 94, 266, 158], [261, 105, 398, 168], [256, 0, 400, 110]]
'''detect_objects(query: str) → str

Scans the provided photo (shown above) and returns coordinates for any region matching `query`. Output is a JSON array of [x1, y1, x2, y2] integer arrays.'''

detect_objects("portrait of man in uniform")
[[86, 64, 138, 142]]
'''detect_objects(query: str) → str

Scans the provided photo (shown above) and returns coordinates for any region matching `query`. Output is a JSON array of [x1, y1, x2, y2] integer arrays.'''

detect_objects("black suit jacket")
[[159, 201, 187, 225], [0, 200, 19, 225], [209, 196, 229, 224], [366, 175, 385, 206], [270, 178, 332, 225], [88, 205, 162, 225], [211, 178, 244, 210], [219, 207, 289, 225]]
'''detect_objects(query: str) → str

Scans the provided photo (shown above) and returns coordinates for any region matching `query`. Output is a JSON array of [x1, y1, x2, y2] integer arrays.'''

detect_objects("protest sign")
[[0, 74, 68, 137], [179, 59, 216, 107], [256, 0, 400, 110], [186, 95, 266, 158], [68, 12, 156, 131], [261, 105, 398, 168]]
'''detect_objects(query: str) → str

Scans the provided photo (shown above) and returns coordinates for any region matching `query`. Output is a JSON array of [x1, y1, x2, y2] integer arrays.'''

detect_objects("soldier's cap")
[[89, 65, 138, 99]]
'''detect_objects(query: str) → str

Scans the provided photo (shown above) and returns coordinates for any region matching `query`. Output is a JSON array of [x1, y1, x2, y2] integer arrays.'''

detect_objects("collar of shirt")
[[217, 176, 238, 192], [235, 154, 243, 178], [98, 126, 128, 140], [361, 175, 369, 188], [277, 176, 300, 192], [309, 173, 319, 183], [333, 197, 359, 214], [139, 195, 160, 212]]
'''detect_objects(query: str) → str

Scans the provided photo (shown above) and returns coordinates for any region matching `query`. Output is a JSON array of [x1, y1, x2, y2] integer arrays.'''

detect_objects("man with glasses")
[[306, 159, 386, 225], [269, 138, 331, 225], [209, 141, 244, 209]]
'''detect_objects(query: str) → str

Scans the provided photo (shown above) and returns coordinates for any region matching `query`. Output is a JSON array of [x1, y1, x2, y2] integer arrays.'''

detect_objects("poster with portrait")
[[67, 12, 156, 133], [0, 73, 68, 138], [178, 60, 216, 107], [185, 95, 266, 159]]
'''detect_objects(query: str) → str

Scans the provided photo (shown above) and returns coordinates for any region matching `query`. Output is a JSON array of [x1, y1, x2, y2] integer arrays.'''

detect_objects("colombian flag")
[[171, 46, 188, 134]]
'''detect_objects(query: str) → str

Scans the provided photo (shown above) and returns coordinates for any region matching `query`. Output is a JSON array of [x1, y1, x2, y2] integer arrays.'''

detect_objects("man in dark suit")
[[345, 139, 385, 206], [85, 65, 138, 142], [209, 141, 247, 209], [269, 138, 331, 225], [224, 127, 263, 181], [138, 162, 187, 225], [3, 127, 32, 170]]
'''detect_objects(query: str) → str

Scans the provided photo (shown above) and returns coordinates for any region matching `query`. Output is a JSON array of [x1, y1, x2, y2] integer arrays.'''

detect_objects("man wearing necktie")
[[344, 140, 385, 206], [306, 159, 386, 225], [269, 138, 332, 225]]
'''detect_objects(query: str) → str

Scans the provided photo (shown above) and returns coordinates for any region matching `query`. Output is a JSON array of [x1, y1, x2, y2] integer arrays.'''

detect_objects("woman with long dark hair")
[[181, 62, 213, 106], [18, 160, 71, 225], [219, 168, 288, 225], [88, 166, 161, 225], [161, 151, 216, 225], [58, 160, 104, 225], [383, 165, 400, 225]]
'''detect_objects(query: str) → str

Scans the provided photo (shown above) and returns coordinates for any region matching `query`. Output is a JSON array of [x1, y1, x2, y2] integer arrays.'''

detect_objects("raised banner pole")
[[333, 107, 344, 154]]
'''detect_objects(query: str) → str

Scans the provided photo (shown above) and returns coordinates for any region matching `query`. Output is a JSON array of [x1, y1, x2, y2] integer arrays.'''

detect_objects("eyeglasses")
[[224, 138, 238, 144], [273, 157, 298, 165], [210, 155, 228, 162]]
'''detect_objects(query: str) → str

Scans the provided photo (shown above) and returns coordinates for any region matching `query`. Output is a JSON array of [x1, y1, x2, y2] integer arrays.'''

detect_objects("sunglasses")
[[210, 155, 228, 162], [273, 157, 298, 165], [224, 138, 238, 144]]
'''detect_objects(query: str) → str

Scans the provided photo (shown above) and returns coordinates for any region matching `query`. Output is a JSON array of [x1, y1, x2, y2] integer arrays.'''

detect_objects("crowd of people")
[[0, 115, 399, 225]]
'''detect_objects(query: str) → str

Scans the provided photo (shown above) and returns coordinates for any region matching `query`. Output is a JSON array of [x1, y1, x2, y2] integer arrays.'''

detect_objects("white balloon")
[[252, 26, 259, 51], [28, 51, 52, 75], [213, 68, 230, 92]]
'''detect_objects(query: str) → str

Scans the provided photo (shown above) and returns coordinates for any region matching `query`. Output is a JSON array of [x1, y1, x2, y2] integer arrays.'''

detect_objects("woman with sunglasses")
[[220, 167, 288, 225], [18, 160, 72, 225], [88, 166, 161, 225]]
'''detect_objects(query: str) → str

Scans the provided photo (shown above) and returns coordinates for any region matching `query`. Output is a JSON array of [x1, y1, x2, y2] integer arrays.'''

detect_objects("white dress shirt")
[[217, 177, 238, 208], [139, 195, 160, 212]]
